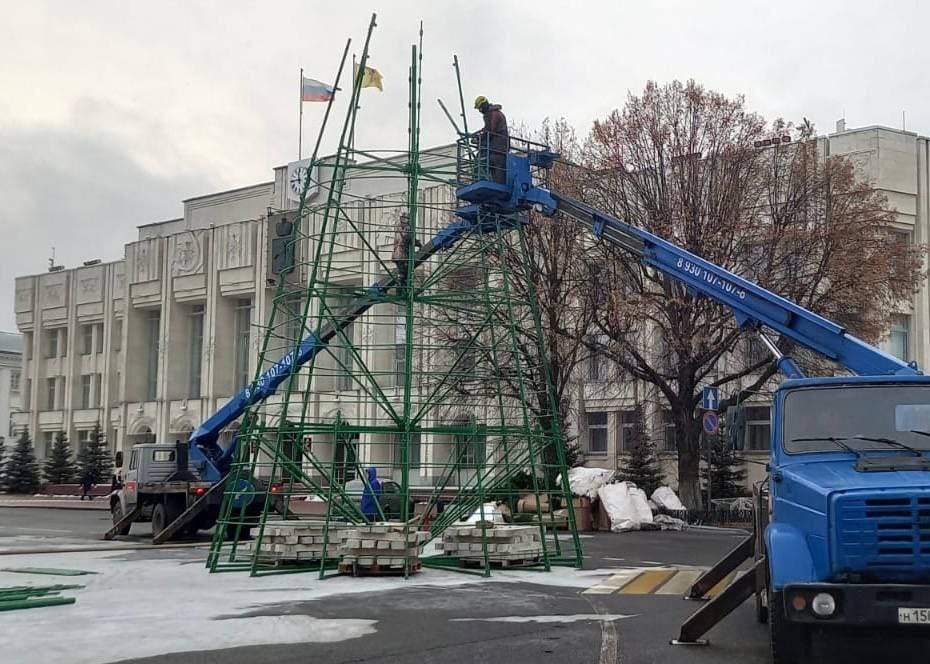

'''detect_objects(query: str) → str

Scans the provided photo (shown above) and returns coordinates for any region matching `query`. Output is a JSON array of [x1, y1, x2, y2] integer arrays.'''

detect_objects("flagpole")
[[298, 67, 304, 160], [349, 55, 356, 154]]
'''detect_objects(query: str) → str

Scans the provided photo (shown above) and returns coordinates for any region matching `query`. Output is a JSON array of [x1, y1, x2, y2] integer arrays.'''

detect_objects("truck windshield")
[[783, 385, 930, 453]]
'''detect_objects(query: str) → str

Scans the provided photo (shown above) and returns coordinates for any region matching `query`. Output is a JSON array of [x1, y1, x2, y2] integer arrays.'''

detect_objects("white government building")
[[0, 331, 23, 447], [10, 124, 930, 491]]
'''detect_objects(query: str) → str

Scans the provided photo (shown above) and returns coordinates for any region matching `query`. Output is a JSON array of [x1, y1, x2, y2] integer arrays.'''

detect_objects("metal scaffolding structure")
[[206, 14, 582, 578]]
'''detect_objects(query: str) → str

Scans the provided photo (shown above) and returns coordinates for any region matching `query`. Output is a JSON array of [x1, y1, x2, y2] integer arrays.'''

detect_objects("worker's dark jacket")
[[480, 104, 509, 155], [391, 219, 421, 262], [479, 104, 509, 183], [392, 220, 410, 262]]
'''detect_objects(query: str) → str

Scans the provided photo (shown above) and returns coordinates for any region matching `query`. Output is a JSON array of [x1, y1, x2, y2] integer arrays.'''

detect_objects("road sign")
[[703, 411, 719, 435], [702, 386, 720, 411]]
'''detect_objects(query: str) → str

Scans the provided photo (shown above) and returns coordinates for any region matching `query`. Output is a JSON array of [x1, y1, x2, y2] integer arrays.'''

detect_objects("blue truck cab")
[[758, 374, 930, 658]]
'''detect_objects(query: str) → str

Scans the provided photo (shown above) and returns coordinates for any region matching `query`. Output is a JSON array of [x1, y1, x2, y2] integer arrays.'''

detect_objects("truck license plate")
[[898, 608, 930, 624]]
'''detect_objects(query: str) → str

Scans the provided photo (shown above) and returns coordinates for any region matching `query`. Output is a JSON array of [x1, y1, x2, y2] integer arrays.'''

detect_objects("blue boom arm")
[[186, 145, 918, 480], [456, 150, 919, 380]]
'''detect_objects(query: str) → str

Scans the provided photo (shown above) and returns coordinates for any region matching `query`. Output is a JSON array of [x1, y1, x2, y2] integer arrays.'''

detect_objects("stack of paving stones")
[[442, 524, 543, 567], [242, 521, 347, 564], [338, 524, 430, 575]]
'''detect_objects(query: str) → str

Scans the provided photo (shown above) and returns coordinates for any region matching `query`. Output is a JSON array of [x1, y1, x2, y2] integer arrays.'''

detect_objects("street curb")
[[687, 524, 751, 535], [0, 502, 109, 512], [0, 542, 212, 556]]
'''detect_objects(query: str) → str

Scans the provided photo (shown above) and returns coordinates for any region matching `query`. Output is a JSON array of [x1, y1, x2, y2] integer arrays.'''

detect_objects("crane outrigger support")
[[685, 534, 756, 601], [673, 556, 767, 645]]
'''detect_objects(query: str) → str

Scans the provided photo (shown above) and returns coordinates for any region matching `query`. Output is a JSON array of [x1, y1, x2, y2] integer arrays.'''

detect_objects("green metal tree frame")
[[206, 14, 582, 579]]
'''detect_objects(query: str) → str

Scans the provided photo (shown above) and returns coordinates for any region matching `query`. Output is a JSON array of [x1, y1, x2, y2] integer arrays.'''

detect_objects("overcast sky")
[[2, 0, 929, 331]]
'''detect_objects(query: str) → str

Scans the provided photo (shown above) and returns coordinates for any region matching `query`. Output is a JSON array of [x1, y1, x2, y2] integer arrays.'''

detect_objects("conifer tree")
[[616, 408, 665, 496], [5, 428, 40, 494], [43, 430, 77, 484], [701, 435, 748, 500], [76, 422, 113, 487]]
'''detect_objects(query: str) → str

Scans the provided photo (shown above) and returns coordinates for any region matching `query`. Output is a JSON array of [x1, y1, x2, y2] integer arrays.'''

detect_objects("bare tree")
[[582, 80, 925, 508]]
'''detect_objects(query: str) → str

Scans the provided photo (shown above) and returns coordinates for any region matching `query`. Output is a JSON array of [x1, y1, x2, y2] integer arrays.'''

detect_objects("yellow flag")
[[354, 63, 383, 91]]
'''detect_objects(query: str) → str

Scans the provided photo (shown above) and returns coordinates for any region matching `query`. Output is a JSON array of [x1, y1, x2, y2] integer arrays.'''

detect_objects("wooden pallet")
[[457, 556, 542, 569], [338, 560, 422, 576]]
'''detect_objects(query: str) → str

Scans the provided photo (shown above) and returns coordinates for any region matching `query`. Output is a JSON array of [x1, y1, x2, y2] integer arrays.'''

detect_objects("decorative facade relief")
[[170, 231, 206, 276], [128, 238, 163, 283], [847, 151, 874, 183], [113, 263, 126, 296], [14, 277, 34, 313], [216, 221, 256, 270], [75, 265, 104, 304], [39, 273, 68, 309]]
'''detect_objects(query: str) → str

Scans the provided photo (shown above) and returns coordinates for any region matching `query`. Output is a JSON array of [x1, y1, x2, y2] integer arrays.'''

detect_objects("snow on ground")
[[0, 548, 611, 664]]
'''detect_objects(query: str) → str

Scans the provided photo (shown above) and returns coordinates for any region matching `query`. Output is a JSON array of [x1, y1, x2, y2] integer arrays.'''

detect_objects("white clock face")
[[290, 167, 308, 198]]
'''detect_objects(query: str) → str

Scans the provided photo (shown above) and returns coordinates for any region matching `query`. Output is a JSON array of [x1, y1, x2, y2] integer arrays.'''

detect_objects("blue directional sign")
[[702, 386, 720, 411], [703, 411, 719, 435]]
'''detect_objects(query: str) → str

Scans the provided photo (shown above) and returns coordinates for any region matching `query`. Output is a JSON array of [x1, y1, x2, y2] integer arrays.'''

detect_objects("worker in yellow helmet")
[[473, 95, 509, 184]]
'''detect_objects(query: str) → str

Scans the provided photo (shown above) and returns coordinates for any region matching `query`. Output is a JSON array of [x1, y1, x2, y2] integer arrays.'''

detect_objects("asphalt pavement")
[[5, 508, 927, 663], [0, 506, 213, 553]]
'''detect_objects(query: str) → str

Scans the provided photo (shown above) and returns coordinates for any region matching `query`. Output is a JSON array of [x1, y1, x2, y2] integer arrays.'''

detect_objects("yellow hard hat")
[[474, 95, 488, 110]]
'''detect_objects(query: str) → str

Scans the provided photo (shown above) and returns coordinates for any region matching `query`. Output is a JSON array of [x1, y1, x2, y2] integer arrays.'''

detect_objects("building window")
[[889, 314, 910, 362], [112, 319, 123, 352], [77, 429, 95, 454], [891, 230, 912, 282], [661, 409, 676, 452], [46, 377, 58, 410], [336, 321, 355, 391], [744, 335, 769, 366], [95, 323, 104, 354], [394, 309, 406, 387], [10, 370, 20, 393], [81, 374, 92, 409], [146, 310, 160, 400], [588, 338, 611, 383], [234, 299, 252, 391], [394, 432, 421, 468], [189, 304, 204, 399], [451, 337, 477, 375], [330, 288, 355, 392], [81, 324, 94, 355], [42, 431, 55, 459], [587, 412, 608, 455], [95, 373, 103, 407], [618, 409, 643, 453], [455, 426, 486, 468], [745, 405, 771, 451], [23, 378, 31, 410], [45, 329, 58, 358], [285, 294, 304, 343]]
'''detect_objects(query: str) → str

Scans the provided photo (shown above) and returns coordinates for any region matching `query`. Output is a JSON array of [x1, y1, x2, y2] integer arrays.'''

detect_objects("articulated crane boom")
[[456, 139, 930, 660], [455, 146, 918, 379]]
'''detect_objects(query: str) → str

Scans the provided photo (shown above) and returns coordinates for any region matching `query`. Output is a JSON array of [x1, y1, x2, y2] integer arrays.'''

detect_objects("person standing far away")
[[360, 466, 382, 522], [391, 212, 422, 294], [473, 95, 510, 185]]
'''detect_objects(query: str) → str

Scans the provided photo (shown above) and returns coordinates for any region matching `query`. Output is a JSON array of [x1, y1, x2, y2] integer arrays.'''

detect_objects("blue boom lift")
[[459, 138, 930, 661]]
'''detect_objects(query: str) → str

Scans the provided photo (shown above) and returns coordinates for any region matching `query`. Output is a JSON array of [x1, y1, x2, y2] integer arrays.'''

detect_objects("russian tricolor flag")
[[301, 76, 334, 102]]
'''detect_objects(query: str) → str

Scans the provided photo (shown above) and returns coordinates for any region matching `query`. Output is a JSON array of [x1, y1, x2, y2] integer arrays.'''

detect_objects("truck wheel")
[[152, 504, 168, 538], [770, 590, 807, 664], [111, 502, 131, 537], [165, 498, 184, 526]]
